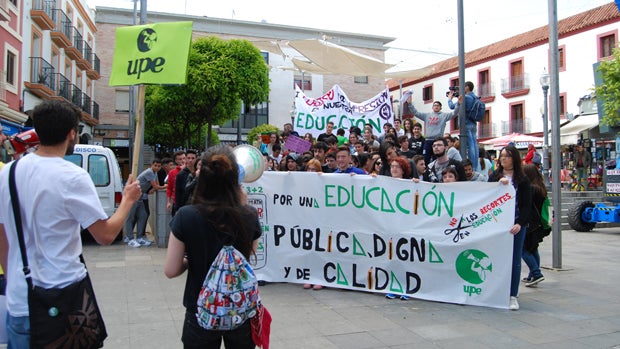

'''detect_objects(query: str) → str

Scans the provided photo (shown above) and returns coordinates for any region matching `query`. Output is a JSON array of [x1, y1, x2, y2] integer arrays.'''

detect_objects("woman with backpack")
[[164, 145, 262, 349], [488, 145, 532, 311], [522, 164, 548, 287]]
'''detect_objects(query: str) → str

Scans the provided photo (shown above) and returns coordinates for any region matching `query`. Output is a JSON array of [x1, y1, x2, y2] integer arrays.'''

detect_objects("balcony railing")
[[71, 84, 82, 109], [29, 57, 56, 89], [72, 27, 83, 54], [82, 92, 91, 114], [83, 41, 93, 67], [93, 54, 100, 74], [477, 82, 495, 99], [51, 9, 72, 47], [54, 72, 71, 101], [478, 123, 495, 139], [92, 101, 99, 120], [30, 0, 56, 30], [501, 74, 530, 94]]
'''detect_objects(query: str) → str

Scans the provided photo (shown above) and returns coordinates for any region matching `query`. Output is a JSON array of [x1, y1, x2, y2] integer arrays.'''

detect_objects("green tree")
[[595, 46, 620, 127], [145, 36, 270, 151]]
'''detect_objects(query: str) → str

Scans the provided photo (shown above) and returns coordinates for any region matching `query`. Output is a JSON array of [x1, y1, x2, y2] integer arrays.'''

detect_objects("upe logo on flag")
[[109, 21, 192, 86], [137, 28, 157, 52]]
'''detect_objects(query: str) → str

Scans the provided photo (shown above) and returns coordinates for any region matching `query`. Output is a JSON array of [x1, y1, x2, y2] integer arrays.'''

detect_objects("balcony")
[[24, 57, 56, 99], [86, 54, 101, 80], [31, 0, 56, 30], [52, 72, 71, 101], [501, 74, 530, 98], [77, 40, 91, 71], [50, 9, 72, 49], [478, 122, 496, 139], [92, 101, 99, 120], [81, 92, 91, 114], [71, 84, 82, 109], [0, 0, 10, 22], [478, 82, 496, 104], [65, 27, 83, 62]]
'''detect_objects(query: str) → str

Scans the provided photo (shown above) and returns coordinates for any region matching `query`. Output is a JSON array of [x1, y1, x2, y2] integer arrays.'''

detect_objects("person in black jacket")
[[488, 145, 532, 311]]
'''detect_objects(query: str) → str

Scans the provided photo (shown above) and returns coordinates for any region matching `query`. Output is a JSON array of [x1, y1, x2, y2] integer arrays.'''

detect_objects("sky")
[[87, 0, 614, 70]]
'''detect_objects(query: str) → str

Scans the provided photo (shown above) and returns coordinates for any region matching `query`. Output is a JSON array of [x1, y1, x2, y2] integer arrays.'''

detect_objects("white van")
[[64, 145, 124, 219]]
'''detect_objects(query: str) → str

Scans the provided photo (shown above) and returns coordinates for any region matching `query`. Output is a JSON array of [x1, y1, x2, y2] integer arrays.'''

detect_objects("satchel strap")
[[7, 159, 33, 290]]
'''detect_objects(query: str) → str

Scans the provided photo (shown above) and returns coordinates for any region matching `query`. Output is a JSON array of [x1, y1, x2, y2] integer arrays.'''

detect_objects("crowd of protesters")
[[255, 117, 547, 311]]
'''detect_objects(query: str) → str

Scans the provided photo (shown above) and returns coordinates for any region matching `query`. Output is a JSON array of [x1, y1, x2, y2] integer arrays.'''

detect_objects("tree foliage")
[[144, 36, 270, 152], [595, 46, 620, 127], [247, 124, 280, 148]]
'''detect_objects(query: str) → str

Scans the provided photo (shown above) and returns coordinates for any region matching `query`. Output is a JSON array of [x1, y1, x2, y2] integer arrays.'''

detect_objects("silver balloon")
[[233, 144, 265, 183]]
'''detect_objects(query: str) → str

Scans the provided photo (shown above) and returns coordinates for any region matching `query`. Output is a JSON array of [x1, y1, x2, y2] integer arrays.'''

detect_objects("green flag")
[[109, 21, 193, 86]]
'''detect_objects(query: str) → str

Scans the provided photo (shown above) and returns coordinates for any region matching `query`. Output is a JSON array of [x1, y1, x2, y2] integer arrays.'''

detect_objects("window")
[[510, 59, 524, 90], [478, 69, 491, 97], [478, 109, 492, 138], [510, 102, 525, 134], [354, 76, 368, 84], [6, 51, 16, 86], [559, 93, 566, 118], [9, 0, 17, 6], [598, 32, 617, 60], [422, 84, 433, 102], [87, 154, 111, 186], [558, 46, 566, 71], [115, 90, 129, 112], [294, 75, 312, 90]]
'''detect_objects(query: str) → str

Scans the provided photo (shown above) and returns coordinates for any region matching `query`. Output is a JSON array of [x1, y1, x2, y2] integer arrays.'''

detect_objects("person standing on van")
[[175, 149, 198, 209], [0, 100, 142, 347], [124, 159, 165, 247], [167, 150, 186, 215]]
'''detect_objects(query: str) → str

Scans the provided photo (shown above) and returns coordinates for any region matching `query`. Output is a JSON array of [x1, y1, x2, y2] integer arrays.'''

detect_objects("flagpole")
[[131, 0, 147, 176]]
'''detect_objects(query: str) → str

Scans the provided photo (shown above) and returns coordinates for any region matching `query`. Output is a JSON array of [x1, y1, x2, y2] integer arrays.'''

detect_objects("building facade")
[[1, 0, 29, 139], [388, 3, 619, 148]]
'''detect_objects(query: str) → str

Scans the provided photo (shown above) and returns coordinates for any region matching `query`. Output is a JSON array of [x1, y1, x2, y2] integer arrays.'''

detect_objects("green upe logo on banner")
[[109, 21, 193, 86]]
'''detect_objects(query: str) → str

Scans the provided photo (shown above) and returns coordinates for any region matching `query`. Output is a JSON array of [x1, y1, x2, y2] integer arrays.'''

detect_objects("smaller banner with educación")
[[109, 21, 193, 86], [293, 85, 394, 139], [247, 172, 516, 309]]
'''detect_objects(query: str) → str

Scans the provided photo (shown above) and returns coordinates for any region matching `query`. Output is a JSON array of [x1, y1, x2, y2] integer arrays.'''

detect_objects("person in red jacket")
[[166, 150, 186, 215], [523, 144, 536, 164]]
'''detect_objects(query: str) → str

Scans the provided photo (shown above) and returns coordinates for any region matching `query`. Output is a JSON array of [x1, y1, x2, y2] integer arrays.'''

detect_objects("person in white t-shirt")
[[0, 100, 141, 348]]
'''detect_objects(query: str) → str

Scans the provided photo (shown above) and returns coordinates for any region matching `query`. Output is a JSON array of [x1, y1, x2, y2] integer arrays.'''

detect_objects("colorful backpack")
[[196, 245, 261, 330]]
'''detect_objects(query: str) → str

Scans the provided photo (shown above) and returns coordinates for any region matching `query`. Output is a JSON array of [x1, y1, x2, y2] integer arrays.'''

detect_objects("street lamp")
[[540, 68, 551, 189]]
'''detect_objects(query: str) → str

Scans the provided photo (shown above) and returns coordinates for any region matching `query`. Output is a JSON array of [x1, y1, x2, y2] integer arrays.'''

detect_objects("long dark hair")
[[523, 164, 547, 198], [495, 145, 526, 184], [192, 145, 253, 258]]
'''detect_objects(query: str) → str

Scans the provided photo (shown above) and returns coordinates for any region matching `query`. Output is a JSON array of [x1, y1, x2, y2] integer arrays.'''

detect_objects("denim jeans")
[[423, 139, 436, 165], [511, 225, 527, 297], [522, 248, 543, 279], [7, 314, 29, 349], [465, 123, 479, 171], [181, 310, 254, 349], [124, 199, 149, 240]]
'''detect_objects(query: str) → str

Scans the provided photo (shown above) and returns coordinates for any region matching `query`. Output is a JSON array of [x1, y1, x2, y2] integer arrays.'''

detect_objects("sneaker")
[[137, 237, 152, 246], [385, 293, 397, 299], [509, 296, 519, 310], [525, 275, 545, 287], [521, 277, 532, 283], [123, 236, 130, 243], [400, 295, 411, 300], [127, 239, 141, 248]]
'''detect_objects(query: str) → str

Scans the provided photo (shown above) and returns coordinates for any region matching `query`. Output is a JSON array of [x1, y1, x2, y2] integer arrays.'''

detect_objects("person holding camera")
[[448, 81, 480, 171], [401, 90, 459, 165]]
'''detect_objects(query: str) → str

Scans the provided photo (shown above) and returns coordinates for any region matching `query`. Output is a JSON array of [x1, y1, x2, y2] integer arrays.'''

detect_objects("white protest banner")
[[247, 172, 516, 309], [293, 85, 394, 138]]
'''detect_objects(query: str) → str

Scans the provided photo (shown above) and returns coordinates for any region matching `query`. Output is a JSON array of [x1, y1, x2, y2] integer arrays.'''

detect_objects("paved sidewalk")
[[85, 228, 620, 349]]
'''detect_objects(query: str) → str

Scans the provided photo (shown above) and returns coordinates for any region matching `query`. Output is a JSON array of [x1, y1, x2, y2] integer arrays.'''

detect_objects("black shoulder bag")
[[8, 160, 107, 348]]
